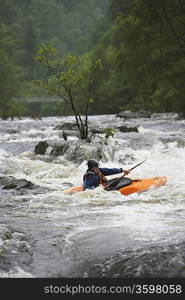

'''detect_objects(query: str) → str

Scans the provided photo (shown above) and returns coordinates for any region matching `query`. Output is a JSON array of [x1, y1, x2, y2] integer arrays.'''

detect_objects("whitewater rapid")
[[0, 115, 185, 277]]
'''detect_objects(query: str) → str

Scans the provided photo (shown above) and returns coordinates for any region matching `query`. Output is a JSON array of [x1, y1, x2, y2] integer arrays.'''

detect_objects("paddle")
[[104, 160, 146, 191]]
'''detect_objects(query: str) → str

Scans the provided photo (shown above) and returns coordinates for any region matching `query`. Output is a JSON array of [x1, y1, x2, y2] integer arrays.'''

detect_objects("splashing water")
[[0, 115, 185, 277]]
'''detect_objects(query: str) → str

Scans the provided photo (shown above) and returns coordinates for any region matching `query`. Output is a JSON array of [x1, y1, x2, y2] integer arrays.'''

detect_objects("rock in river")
[[50, 140, 114, 163], [0, 176, 35, 190], [34, 140, 49, 155]]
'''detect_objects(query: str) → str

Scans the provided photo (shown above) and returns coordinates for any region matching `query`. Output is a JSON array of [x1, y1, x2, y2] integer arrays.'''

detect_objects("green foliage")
[[0, 0, 109, 119], [2, 0, 185, 117], [40, 100, 64, 117], [91, 0, 185, 115], [104, 127, 116, 144], [6, 100, 27, 119], [20, 0, 109, 55], [34, 42, 102, 139]]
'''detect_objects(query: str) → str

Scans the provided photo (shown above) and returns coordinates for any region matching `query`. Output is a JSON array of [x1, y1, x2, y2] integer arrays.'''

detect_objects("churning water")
[[0, 115, 185, 278]]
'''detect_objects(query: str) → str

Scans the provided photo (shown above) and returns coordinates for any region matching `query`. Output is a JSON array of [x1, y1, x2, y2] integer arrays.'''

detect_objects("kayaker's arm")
[[99, 168, 130, 176], [99, 168, 122, 176]]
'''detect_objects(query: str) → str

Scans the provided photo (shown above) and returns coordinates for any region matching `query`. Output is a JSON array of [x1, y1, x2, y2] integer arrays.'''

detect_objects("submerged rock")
[[116, 125, 138, 133], [0, 225, 33, 274], [0, 224, 14, 240]]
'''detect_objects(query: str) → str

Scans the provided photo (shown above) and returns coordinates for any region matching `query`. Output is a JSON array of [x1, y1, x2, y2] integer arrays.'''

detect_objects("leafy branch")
[[33, 42, 102, 140]]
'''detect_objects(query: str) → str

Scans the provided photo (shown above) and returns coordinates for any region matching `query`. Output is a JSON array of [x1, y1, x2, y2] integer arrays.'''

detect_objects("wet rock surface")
[[116, 125, 138, 133], [0, 176, 51, 194], [0, 224, 33, 274], [34, 141, 49, 155], [50, 140, 115, 163], [0, 176, 35, 190], [84, 241, 185, 278]]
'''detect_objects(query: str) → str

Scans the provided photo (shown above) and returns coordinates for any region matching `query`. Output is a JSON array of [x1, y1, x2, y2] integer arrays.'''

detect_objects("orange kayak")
[[64, 176, 167, 196]]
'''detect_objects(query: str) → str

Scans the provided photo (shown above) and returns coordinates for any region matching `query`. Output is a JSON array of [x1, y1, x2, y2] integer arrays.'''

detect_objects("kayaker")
[[83, 159, 131, 190]]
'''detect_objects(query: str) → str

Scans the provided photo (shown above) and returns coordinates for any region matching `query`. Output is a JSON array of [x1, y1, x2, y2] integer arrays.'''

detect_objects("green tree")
[[90, 0, 185, 115], [33, 42, 102, 139], [113, 0, 185, 114]]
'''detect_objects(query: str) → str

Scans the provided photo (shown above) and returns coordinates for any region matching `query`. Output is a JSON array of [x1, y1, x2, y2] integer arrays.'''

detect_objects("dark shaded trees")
[[91, 0, 185, 115], [0, 0, 109, 118], [0, 22, 23, 118]]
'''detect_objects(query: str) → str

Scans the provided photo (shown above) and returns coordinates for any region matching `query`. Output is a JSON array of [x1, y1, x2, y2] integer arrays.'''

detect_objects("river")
[[0, 114, 185, 278]]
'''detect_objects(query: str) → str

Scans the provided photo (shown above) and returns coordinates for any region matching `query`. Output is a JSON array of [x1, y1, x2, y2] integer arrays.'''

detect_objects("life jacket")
[[83, 169, 107, 188]]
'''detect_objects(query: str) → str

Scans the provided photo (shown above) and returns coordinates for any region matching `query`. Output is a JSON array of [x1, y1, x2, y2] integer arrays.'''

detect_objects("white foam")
[[0, 266, 33, 278], [0, 116, 185, 250]]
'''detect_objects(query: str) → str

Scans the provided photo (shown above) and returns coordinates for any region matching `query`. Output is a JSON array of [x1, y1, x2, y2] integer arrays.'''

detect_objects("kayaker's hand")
[[123, 169, 130, 175]]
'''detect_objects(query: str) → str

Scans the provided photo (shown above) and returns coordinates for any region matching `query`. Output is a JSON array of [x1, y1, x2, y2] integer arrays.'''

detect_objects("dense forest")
[[92, 0, 185, 115], [0, 0, 185, 118]]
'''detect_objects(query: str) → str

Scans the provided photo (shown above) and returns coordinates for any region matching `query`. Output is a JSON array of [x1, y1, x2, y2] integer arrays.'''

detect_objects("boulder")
[[0, 176, 51, 194], [34, 141, 49, 155], [0, 176, 35, 190], [49, 141, 70, 157], [50, 140, 114, 163]]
